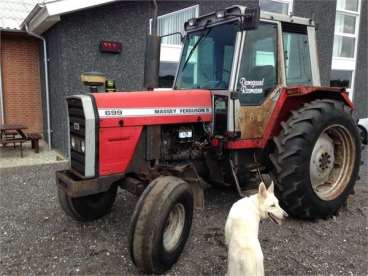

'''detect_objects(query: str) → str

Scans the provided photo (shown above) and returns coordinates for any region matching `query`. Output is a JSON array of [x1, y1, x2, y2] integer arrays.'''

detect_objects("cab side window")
[[283, 30, 313, 85], [237, 22, 278, 106]]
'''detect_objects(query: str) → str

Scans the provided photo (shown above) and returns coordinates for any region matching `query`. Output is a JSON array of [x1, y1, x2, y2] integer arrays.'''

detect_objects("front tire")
[[129, 176, 193, 274], [270, 99, 361, 219], [58, 184, 118, 221]]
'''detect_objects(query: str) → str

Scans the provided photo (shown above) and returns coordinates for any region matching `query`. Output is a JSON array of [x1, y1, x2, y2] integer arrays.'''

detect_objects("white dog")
[[225, 182, 287, 276]]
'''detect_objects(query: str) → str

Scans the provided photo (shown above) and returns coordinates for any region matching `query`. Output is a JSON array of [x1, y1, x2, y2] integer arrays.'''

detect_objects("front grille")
[[67, 98, 86, 176]]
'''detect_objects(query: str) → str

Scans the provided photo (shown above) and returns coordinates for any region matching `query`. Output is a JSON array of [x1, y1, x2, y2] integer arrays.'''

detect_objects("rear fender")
[[225, 86, 352, 150], [268, 86, 353, 139]]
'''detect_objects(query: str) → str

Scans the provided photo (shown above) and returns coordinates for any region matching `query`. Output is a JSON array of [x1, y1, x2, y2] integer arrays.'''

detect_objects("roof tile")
[[0, 0, 40, 30]]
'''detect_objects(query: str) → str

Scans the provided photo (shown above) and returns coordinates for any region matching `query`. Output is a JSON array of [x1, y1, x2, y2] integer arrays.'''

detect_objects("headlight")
[[71, 136, 76, 149], [80, 140, 85, 153]]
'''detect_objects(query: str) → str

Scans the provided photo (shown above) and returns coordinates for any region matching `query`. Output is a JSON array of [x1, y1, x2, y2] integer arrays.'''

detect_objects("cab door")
[[233, 21, 283, 139]]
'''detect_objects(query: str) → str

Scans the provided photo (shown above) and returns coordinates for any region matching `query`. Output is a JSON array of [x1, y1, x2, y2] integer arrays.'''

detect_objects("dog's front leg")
[[226, 253, 243, 276], [254, 243, 264, 276]]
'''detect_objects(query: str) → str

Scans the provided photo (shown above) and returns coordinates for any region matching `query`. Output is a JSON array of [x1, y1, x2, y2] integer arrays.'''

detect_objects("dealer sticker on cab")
[[239, 77, 264, 94]]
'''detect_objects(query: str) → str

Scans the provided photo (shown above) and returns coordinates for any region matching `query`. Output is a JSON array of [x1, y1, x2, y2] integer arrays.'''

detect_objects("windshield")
[[175, 22, 238, 90]]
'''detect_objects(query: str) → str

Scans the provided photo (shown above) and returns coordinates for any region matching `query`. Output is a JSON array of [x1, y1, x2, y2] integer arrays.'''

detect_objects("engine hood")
[[92, 89, 213, 127]]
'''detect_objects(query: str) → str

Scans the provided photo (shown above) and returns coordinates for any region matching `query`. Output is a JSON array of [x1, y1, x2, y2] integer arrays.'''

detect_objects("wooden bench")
[[0, 138, 27, 157], [27, 133, 42, 153]]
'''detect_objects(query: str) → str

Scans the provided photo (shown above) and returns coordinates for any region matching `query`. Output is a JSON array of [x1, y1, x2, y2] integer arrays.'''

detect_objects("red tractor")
[[56, 5, 361, 274]]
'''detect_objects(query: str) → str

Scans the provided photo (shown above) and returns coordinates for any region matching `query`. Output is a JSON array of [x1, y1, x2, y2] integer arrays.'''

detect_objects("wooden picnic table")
[[0, 124, 28, 157], [0, 124, 28, 139], [0, 124, 42, 157]]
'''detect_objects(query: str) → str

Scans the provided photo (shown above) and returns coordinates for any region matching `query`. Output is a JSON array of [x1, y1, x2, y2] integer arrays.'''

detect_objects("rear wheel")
[[270, 99, 361, 219], [129, 176, 193, 274], [58, 184, 118, 221]]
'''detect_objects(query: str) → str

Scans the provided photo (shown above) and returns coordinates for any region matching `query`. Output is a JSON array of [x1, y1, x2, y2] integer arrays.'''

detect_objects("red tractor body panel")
[[92, 87, 351, 176], [93, 90, 212, 175], [98, 126, 143, 176], [216, 86, 352, 149], [94, 89, 212, 127]]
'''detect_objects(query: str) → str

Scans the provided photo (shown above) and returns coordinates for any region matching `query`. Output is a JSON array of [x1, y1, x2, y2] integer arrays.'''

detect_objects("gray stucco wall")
[[43, 0, 338, 156], [353, 0, 367, 118], [44, 2, 151, 155], [293, 0, 337, 86]]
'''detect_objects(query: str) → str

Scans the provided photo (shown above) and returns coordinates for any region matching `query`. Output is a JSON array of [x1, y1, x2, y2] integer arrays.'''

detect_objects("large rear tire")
[[129, 176, 193, 274], [270, 99, 361, 219], [58, 184, 118, 221]]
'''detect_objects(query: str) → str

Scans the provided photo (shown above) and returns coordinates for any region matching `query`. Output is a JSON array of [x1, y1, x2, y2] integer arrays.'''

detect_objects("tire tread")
[[270, 99, 361, 219]]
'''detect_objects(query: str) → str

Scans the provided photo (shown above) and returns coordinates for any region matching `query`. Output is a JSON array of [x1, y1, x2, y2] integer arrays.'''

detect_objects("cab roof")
[[184, 5, 314, 32]]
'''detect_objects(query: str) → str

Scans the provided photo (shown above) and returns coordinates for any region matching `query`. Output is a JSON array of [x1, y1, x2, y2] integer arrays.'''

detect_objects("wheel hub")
[[319, 152, 332, 171], [310, 133, 335, 185], [163, 203, 185, 252]]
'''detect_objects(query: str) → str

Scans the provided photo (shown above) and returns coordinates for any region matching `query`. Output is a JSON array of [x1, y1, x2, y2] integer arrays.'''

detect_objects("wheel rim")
[[310, 124, 356, 201], [163, 203, 186, 252]]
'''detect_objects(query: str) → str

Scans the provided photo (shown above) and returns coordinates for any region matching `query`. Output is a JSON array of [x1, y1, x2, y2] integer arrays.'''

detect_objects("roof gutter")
[[21, 3, 44, 30], [24, 24, 52, 150]]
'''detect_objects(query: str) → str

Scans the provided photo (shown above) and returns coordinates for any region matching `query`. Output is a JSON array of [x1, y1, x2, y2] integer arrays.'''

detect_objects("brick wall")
[[1, 33, 43, 134]]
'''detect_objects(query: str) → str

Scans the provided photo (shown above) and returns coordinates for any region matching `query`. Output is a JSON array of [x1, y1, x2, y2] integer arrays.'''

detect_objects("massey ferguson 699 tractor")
[[56, 5, 361, 274]]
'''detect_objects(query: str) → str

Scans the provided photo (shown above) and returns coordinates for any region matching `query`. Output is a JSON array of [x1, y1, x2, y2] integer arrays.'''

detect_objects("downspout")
[[0, 29, 4, 124], [25, 25, 51, 150]]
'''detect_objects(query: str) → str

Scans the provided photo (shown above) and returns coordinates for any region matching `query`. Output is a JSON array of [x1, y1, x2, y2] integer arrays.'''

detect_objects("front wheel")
[[270, 99, 361, 219], [129, 176, 194, 274]]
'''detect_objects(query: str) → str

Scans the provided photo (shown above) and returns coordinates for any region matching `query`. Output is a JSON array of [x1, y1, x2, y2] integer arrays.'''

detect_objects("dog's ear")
[[258, 182, 267, 198], [268, 181, 274, 193]]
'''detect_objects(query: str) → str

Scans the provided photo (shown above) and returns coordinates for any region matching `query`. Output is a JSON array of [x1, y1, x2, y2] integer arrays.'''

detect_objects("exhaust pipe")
[[151, 0, 158, 36], [143, 0, 161, 90]]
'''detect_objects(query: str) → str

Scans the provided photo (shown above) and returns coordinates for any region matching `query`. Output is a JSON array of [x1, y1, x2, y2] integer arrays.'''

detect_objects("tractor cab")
[[174, 5, 320, 138]]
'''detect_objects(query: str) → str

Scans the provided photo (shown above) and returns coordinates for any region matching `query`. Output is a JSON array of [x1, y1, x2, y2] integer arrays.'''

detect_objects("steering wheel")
[[198, 68, 230, 89]]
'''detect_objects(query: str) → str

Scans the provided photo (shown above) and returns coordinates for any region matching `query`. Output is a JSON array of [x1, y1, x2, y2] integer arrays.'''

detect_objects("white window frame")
[[288, 0, 294, 15], [332, 0, 362, 99], [150, 5, 199, 88], [149, 5, 199, 40], [150, 5, 199, 62], [260, 0, 294, 15]]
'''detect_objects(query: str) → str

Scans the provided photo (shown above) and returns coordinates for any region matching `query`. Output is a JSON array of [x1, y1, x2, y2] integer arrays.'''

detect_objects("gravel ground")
[[0, 149, 367, 276]]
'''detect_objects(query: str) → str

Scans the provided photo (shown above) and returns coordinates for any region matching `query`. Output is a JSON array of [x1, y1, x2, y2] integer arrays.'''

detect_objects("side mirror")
[[143, 35, 161, 90]]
